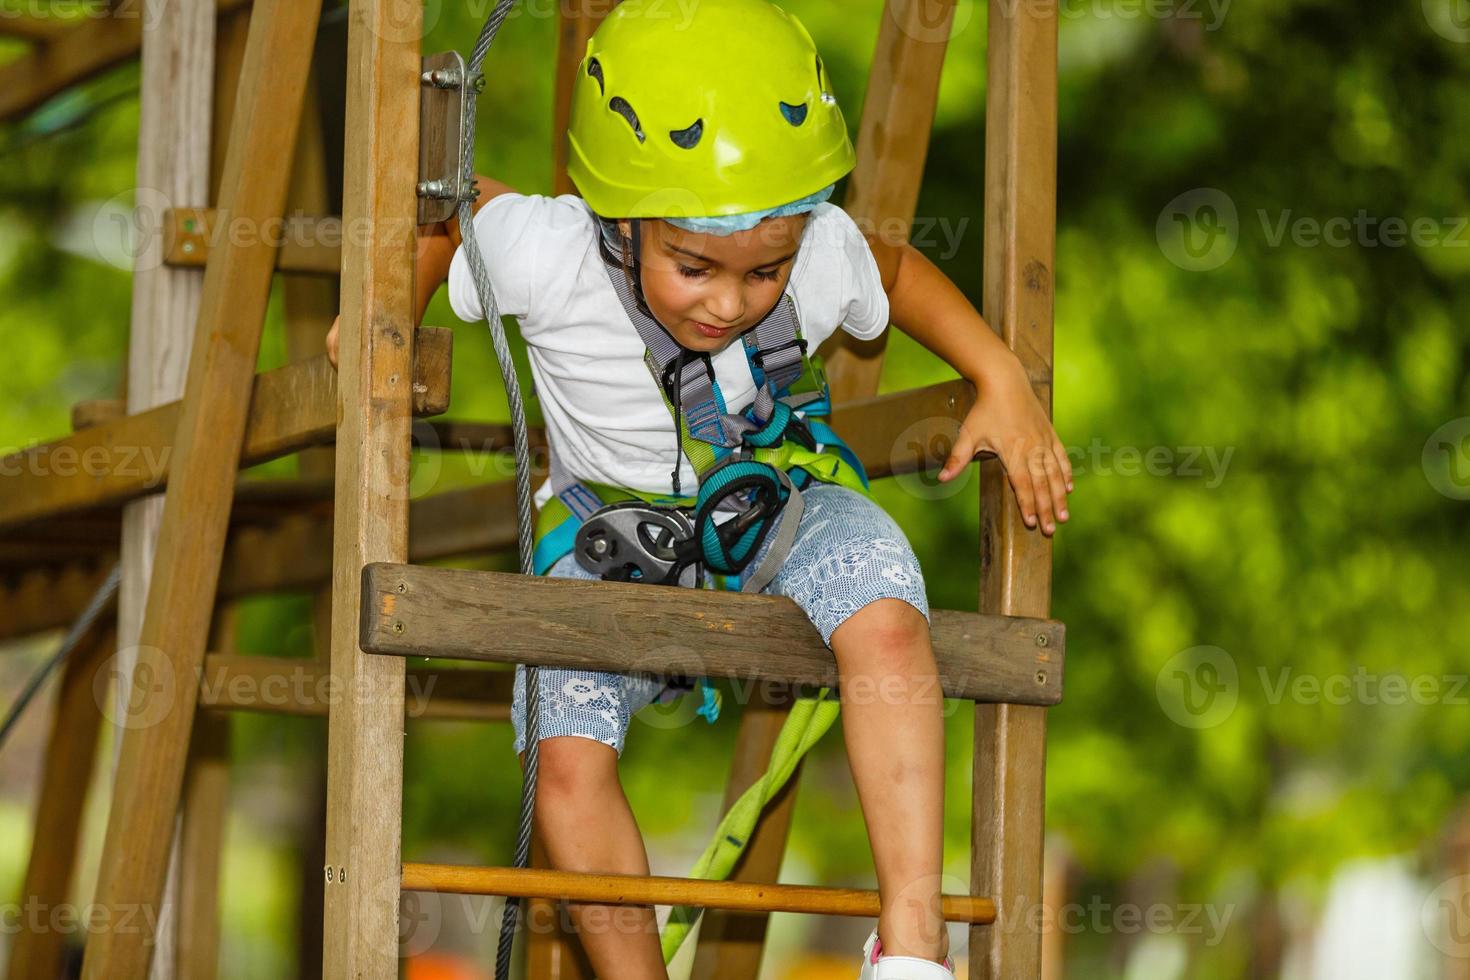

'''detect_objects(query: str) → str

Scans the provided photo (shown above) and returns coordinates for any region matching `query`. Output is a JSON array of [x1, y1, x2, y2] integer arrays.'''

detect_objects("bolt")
[[393, 622, 405, 634], [397, 583, 407, 594], [1036, 633, 1049, 647], [1035, 670, 1047, 685]]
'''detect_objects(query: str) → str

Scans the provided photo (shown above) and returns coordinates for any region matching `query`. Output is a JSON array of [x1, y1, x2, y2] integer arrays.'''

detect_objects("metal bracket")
[[417, 51, 484, 225]]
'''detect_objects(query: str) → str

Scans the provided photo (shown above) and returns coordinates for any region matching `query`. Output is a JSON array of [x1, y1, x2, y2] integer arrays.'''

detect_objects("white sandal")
[[856, 926, 957, 979]]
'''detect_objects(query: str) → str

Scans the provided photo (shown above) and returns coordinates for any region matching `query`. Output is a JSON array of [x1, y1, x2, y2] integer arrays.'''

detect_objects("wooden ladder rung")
[[401, 863, 995, 924], [360, 562, 1065, 706]]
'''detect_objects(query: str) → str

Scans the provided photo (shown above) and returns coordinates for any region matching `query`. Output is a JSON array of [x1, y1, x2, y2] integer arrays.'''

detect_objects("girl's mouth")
[[692, 320, 735, 338]]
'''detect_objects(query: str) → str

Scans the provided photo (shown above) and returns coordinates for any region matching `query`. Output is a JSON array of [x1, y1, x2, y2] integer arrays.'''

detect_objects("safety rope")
[[0, 562, 120, 751], [448, 4, 544, 978]]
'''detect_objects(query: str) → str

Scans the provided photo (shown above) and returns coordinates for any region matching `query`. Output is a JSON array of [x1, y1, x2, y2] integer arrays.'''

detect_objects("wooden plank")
[[0, 327, 451, 530], [0, 0, 253, 123], [81, 1, 324, 974], [5, 623, 112, 980], [163, 207, 345, 276], [112, 2, 218, 976], [971, 1, 1059, 978], [825, 0, 957, 403], [402, 864, 995, 923], [320, 0, 420, 975], [282, 59, 338, 980], [360, 564, 1064, 706], [689, 689, 805, 980]]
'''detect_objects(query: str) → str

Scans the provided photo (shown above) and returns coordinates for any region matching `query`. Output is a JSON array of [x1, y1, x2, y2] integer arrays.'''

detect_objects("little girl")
[[330, 1, 1069, 975]]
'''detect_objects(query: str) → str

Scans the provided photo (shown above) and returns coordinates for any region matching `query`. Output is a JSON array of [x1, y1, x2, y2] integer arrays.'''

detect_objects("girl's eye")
[[677, 264, 708, 279], [750, 268, 781, 282]]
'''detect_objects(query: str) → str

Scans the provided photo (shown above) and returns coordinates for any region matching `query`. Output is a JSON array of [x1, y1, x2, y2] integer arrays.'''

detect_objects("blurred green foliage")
[[1, 0, 1468, 976]]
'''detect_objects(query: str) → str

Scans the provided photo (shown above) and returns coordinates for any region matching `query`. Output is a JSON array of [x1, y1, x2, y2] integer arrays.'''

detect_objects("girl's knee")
[[527, 734, 622, 801]]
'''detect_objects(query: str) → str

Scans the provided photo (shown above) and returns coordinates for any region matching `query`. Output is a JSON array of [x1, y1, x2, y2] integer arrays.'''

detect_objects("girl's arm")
[[327, 174, 518, 368], [865, 235, 1073, 536]]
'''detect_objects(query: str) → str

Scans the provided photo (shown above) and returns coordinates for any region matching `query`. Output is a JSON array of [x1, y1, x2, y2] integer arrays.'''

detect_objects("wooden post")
[[283, 53, 341, 980], [81, 0, 324, 974], [6, 623, 113, 980], [319, 0, 419, 976], [971, 1, 1058, 978], [112, 1, 216, 975]]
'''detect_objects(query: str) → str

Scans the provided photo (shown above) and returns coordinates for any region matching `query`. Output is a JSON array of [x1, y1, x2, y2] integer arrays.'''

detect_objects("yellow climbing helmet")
[[566, 0, 856, 220]]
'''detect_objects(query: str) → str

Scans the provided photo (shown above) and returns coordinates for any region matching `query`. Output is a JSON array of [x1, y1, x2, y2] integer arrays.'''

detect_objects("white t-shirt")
[[447, 193, 890, 510]]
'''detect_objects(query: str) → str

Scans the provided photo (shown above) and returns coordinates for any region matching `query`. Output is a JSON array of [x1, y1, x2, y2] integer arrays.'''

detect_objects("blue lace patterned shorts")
[[511, 483, 930, 758]]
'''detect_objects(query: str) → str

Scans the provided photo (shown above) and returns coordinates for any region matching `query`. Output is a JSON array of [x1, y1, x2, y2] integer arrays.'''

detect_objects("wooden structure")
[[0, 0, 1062, 976]]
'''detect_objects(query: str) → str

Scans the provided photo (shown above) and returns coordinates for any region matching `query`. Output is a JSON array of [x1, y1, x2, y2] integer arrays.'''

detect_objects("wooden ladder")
[[0, 0, 1060, 977]]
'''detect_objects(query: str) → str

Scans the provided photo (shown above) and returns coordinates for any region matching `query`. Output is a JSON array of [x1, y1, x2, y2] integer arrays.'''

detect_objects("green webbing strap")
[[660, 686, 842, 964]]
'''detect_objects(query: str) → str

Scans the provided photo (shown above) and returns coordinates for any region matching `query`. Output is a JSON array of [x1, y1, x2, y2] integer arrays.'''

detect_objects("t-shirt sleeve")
[[447, 192, 563, 323], [813, 203, 891, 341]]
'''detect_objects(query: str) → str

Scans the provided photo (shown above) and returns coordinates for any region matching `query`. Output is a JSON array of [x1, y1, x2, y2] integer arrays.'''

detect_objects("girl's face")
[[617, 214, 808, 353]]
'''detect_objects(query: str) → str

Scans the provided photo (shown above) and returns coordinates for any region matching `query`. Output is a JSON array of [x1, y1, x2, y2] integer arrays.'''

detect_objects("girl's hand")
[[326, 315, 340, 370], [937, 355, 1073, 535]]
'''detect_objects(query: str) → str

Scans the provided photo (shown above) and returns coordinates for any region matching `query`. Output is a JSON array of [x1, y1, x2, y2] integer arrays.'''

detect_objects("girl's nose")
[[706, 284, 744, 325]]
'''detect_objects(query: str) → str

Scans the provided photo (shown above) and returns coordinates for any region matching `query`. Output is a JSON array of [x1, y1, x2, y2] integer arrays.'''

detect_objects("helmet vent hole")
[[669, 119, 704, 149], [779, 101, 808, 127], [608, 96, 645, 143], [587, 57, 605, 95]]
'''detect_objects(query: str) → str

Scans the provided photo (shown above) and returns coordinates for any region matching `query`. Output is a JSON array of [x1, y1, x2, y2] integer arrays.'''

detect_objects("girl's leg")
[[516, 736, 669, 979], [829, 598, 950, 964], [758, 484, 947, 964]]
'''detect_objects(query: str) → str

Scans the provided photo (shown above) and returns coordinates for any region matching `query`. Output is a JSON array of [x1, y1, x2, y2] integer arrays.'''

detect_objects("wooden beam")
[[971, 1, 1059, 978], [6, 623, 112, 980], [112, 1, 218, 975], [320, 0, 420, 975], [163, 207, 345, 277], [360, 564, 1064, 706], [0, 0, 252, 123], [825, 0, 957, 403], [402, 864, 995, 924], [81, 0, 324, 974], [0, 327, 451, 530]]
